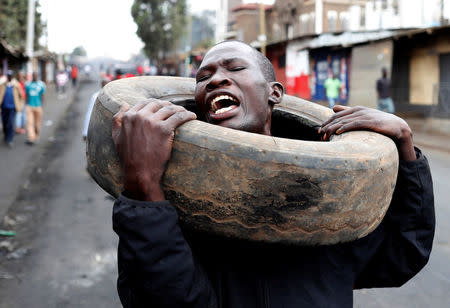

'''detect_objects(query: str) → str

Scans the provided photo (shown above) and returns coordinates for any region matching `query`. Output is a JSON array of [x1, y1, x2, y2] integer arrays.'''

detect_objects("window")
[[300, 14, 309, 34], [285, 23, 293, 39], [327, 10, 337, 32], [340, 12, 349, 31]]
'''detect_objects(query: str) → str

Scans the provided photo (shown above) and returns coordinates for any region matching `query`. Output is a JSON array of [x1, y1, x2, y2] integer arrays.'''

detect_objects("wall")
[[233, 9, 260, 43], [348, 40, 393, 108], [266, 42, 287, 87], [409, 51, 439, 105], [409, 36, 450, 105]]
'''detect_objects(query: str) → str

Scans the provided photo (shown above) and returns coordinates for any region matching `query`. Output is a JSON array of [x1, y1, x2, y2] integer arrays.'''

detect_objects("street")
[[0, 81, 449, 307]]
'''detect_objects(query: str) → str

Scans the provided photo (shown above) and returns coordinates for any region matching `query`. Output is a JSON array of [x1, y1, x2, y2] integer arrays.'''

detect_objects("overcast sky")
[[39, 0, 274, 61]]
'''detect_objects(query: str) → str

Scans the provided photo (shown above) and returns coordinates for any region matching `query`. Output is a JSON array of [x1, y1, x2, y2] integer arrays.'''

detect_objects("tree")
[[71, 46, 87, 57], [131, 0, 186, 59], [0, 0, 45, 50]]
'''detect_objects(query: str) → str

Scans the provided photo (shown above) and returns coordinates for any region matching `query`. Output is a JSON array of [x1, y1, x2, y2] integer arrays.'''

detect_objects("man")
[[112, 41, 434, 307], [15, 71, 27, 135], [376, 67, 395, 113], [25, 72, 46, 145], [0, 70, 24, 147], [324, 73, 341, 108]]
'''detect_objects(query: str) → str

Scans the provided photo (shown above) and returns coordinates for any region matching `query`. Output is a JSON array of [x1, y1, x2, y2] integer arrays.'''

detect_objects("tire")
[[86, 76, 398, 245]]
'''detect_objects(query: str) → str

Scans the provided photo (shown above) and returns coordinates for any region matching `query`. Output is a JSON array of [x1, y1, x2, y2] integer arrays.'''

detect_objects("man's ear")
[[268, 82, 284, 105]]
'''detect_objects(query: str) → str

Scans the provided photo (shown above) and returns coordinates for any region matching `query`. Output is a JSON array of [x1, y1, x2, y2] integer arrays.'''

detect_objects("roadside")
[[0, 82, 79, 221], [405, 118, 450, 153]]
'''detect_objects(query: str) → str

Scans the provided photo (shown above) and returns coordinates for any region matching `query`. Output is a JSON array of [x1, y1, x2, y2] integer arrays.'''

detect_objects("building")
[[0, 38, 27, 76], [265, 25, 450, 135], [216, 0, 243, 42], [231, 3, 273, 45], [270, 0, 370, 40]]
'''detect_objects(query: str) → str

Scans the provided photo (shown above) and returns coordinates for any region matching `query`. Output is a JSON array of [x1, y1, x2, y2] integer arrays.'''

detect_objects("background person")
[[56, 70, 68, 98], [0, 70, 24, 147], [111, 41, 434, 308], [71, 64, 78, 87], [376, 67, 395, 113], [15, 71, 27, 135], [324, 73, 341, 108], [25, 72, 46, 145]]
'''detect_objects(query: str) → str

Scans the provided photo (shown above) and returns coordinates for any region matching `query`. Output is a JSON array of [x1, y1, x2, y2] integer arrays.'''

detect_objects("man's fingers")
[[139, 99, 173, 115], [152, 105, 188, 121], [335, 119, 380, 136], [333, 105, 350, 112], [320, 113, 359, 135], [320, 106, 363, 129], [112, 103, 131, 134], [164, 110, 197, 131]]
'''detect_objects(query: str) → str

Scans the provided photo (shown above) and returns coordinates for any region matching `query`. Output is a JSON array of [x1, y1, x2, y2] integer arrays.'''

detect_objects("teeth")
[[215, 106, 234, 114], [211, 95, 237, 111]]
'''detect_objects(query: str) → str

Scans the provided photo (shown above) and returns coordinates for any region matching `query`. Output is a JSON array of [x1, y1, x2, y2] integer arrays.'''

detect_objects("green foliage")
[[0, 0, 45, 50], [71, 46, 87, 57], [131, 0, 186, 59]]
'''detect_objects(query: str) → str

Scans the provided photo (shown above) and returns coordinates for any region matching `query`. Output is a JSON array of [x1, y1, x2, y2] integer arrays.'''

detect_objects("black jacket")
[[113, 149, 435, 308]]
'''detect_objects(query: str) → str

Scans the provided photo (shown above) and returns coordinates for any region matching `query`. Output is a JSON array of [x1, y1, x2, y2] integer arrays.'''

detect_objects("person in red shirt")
[[71, 65, 78, 87]]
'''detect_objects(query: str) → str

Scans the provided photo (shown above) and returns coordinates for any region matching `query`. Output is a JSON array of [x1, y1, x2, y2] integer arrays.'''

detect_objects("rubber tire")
[[86, 76, 399, 245]]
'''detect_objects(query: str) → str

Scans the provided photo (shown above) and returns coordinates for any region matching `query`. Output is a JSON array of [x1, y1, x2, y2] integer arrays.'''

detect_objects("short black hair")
[[210, 40, 276, 82]]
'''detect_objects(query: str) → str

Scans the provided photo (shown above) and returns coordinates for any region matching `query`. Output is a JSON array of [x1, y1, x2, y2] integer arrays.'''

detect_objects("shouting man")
[[111, 41, 434, 308]]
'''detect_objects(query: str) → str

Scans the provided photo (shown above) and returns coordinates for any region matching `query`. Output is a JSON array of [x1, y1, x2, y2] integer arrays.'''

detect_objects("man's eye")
[[197, 75, 210, 82], [230, 67, 245, 71]]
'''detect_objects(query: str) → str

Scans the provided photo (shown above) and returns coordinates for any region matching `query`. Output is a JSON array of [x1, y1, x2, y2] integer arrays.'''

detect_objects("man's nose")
[[206, 72, 231, 91]]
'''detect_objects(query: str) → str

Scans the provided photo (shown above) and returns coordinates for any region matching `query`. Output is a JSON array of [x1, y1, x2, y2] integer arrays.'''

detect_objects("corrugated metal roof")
[[0, 38, 27, 59], [307, 30, 407, 49], [273, 25, 450, 50]]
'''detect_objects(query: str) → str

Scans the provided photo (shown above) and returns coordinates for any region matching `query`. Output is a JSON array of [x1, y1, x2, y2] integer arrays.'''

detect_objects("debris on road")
[[0, 230, 16, 236]]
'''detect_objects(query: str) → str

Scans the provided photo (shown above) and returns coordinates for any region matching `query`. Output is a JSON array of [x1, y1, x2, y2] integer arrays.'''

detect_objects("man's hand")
[[112, 99, 196, 201], [319, 105, 416, 161]]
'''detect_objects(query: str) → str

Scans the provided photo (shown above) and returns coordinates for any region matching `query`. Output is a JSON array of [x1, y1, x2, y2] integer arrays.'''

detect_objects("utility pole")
[[259, 2, 266, 56], [26, 0, 35, 79]]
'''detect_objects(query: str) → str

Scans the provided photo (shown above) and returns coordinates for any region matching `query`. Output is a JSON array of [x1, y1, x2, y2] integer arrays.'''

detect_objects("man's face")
[[194, 42, 273, 135]]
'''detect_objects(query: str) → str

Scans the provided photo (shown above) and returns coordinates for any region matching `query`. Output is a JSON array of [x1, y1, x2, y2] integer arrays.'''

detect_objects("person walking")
[[376, 67, 395, 113], [56, 70, 68, 98], [25, 72, 46, 145], [71, 64, 78, 87], [324, 73, 341, 108], [15, 71, 27, 135], [0, 70, 24, 148]]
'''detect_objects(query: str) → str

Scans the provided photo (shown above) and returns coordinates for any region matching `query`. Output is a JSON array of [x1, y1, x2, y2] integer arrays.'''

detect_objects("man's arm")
[[351, 148, 434, 288], [111, 99, 217, 306], [319, 105, 416, 160], [113, 195, 217, 307], [319, 106, 435, 287]]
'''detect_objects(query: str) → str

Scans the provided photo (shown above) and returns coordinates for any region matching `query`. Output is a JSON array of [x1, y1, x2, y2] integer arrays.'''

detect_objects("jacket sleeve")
[[113, 194, 217, 308], [352, 147, 435, 289]]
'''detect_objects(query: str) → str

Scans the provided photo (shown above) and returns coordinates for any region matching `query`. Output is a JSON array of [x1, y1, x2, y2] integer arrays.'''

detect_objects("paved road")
[[354, 147, 450, 307], [0, 81, 449, 307], [0, 83, 75, 220], [0, 81, 120, 307]]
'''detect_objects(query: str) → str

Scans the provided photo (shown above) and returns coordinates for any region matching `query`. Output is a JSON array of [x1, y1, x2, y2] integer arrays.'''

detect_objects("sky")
[[40, 0, 273, 61]]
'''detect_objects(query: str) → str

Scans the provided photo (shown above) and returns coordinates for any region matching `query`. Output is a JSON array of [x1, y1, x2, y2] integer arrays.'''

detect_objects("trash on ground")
[[0, 230, 16, 237]]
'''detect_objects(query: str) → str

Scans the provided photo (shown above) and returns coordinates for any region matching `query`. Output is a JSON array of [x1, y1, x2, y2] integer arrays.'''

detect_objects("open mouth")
[[210, 95, 239, 115]]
